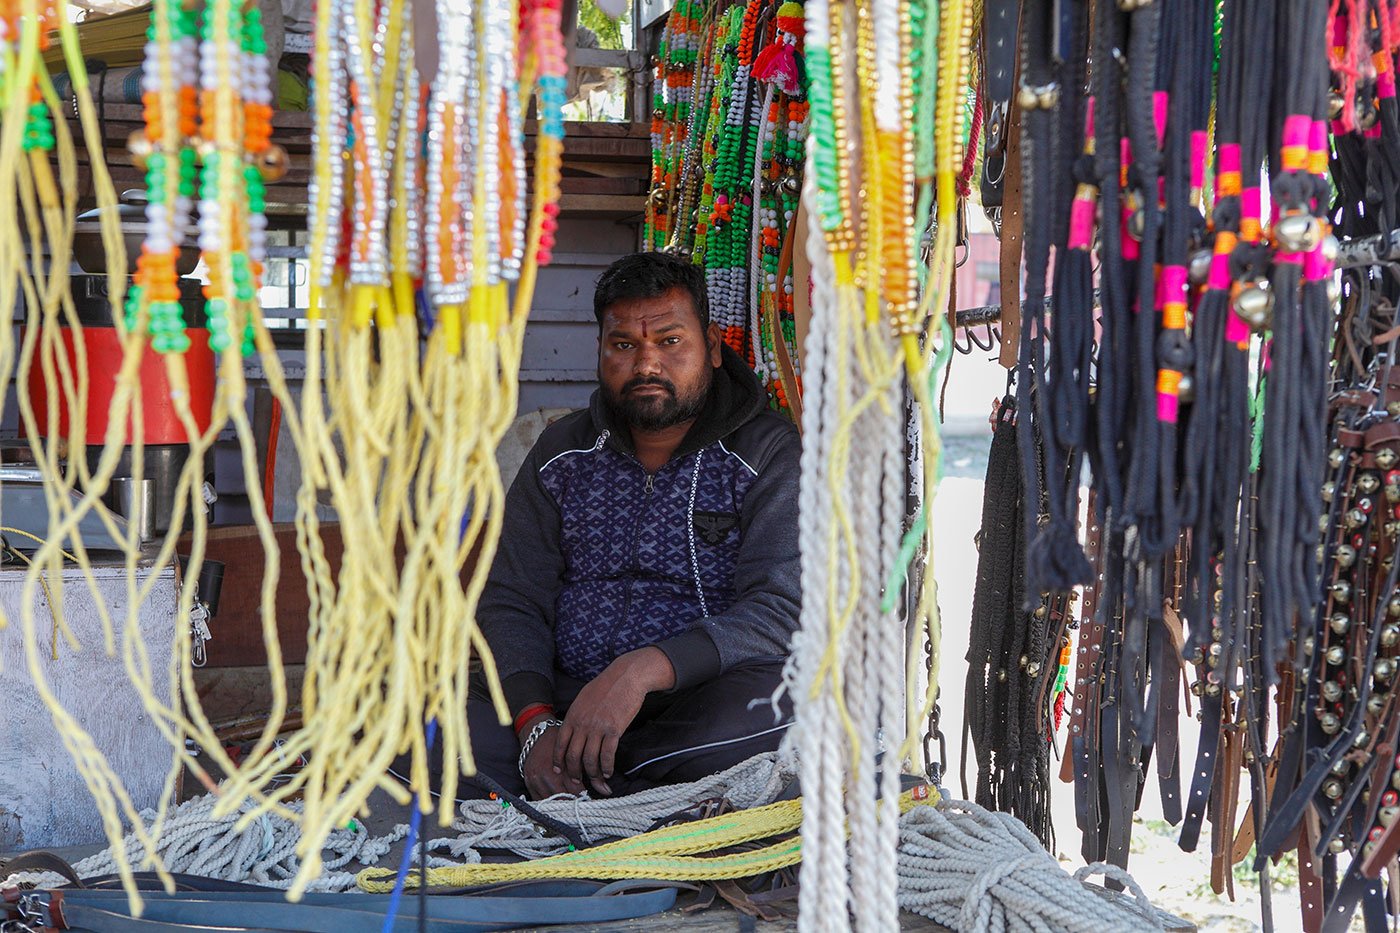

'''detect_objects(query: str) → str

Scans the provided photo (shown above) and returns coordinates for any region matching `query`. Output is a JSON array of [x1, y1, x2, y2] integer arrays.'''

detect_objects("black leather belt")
[[979, 0, 1021, 215]]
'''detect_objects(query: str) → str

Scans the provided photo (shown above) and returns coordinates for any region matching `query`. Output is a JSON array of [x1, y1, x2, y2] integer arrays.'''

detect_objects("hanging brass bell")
[[1322, 234, 1341, 265], [1320, 514, 1333, 534], [1392, 770, 1400, 790], [1303, 636, 1317, 656], [1383, 624, 1400, 647], [127, 130, 153, 172], [1346, 508, 1368, 530], [1355, 729, 1372, 749], [1322, 679, 1345, 702], [1322, 723, 1343, 745], [1327, 645, 1348, 665], [1337, 545, 1357, 569], [1389, 595, 1400, 617], [1329, 837, 1347, 854], [1233, 282, 1274, 331], [1036, 84, 1061, 110], [1370, 694, 1388, 716], [1377, 659, 1396, 682], [1189, 250, 1213, 285], [1361, 473, 1382, 494], [1331, 580, 1353, 603], [1331, 612, 1352, 635], [1177, 374, 1195, 403], [1331, 756, 1352, 775], [1387, 484, 1400, 503], [1381, 806, 1400, 828], [257, 144, 291, 183], [1323, 481, 1337, 502], [1026, 661, 1042, 677], [1276, 213, 1322, 253], [1379, 448, 1399, 470], [1016, 84, 1041, 111]]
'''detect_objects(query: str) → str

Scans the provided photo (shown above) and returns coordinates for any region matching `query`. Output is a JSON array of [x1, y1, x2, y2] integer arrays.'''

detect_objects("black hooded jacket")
[[477, 344, 802, 717]]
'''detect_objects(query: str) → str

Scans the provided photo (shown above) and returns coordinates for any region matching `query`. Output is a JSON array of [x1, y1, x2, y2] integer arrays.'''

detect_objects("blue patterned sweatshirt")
[[478, 345, 802, 717]]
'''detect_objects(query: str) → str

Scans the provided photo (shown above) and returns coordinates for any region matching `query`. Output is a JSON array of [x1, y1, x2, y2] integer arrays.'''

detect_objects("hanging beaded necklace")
[[129, 0, 198, 351], [645, 0, 701, 250], [748, 1, 804, 405]]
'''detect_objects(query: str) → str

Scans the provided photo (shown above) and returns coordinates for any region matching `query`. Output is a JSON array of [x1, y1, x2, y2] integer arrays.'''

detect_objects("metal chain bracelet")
[[517, 718, 564, 779]]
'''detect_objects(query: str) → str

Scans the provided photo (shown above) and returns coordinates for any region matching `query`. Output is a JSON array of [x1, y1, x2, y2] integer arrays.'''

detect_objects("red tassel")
[[752, 42, 801, 96]]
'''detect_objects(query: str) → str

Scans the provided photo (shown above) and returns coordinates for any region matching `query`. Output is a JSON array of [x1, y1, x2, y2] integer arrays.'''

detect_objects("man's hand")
[[553, 647, 676, 795], [518, 719, 580, 798]]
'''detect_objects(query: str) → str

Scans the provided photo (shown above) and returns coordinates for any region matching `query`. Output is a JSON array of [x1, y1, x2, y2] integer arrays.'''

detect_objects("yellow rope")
[[358, 787, 940, 891]]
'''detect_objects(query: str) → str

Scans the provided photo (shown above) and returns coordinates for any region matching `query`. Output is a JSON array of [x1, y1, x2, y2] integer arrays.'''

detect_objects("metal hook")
[[952, 325, 976, 354], [968, 323, 997, 352], [952, 322, 1001, 355]]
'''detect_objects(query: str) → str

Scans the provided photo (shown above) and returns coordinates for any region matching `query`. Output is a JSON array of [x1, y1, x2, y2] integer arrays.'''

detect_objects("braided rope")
[[430, 752, 794, 860], [1, 794, 407, 893], [897, 800, 1169, 933]]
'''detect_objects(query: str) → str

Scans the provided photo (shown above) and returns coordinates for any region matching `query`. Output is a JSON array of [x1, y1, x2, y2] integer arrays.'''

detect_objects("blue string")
[[416, 287, 435, 333], [381, 718, 438, 933]]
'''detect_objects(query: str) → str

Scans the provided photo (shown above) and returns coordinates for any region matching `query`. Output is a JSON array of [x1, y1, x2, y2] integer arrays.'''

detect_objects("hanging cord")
[[381, 719, 437, 933]]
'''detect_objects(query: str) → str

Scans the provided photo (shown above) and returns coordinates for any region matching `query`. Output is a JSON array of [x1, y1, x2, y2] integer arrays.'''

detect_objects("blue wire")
[[381, 718, 438, 933]]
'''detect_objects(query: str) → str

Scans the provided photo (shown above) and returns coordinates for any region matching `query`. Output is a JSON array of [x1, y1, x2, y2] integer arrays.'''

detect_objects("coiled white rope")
[[897, 799, 1169, 933], [429, 751, 795, 861], [0, 754, 1172, 933], [2, 795, 408, 893]]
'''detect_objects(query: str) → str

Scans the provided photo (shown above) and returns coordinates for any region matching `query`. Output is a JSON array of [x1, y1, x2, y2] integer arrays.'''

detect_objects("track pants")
[[411, 659, 792, 800]]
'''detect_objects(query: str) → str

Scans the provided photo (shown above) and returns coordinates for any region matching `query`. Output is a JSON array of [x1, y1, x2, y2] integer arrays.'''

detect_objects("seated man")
[[472, 251, 801, 799]]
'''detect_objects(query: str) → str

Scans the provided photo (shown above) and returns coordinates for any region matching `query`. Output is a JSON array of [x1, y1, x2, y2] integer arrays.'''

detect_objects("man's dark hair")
[[593, 252, 710, 330]]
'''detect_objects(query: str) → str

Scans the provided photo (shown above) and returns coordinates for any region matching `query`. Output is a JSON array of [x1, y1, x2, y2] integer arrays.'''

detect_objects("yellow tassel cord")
[[797, 0, 976, 779], [358, 787, 940, 890], [790, 0, 977, 923], [4, 0, 318, 910], [199, 0, 568, 901], [0, 0, 189, 910], [896, 0, 977, 764]]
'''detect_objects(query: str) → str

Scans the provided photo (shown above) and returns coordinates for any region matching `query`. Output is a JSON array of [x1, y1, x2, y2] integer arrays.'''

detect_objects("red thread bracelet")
[[513, 703, 554, 734]]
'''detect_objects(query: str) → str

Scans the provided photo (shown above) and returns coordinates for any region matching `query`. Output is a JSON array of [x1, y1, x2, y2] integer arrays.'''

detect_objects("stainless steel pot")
[[72, 190, 200, 277]]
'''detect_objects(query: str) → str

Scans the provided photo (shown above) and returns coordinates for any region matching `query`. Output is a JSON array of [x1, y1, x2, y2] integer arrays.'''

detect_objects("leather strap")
[[42, 883, 680, 933], [1299, 820, 1326, 932], [979, 0, 1020, 211], [1157, 600, 1186, 825], [997, 87, 1024, 371], [1179, 693, 1223, 852], [769, 213, 804, 427], [0, 853, 86, 890]]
